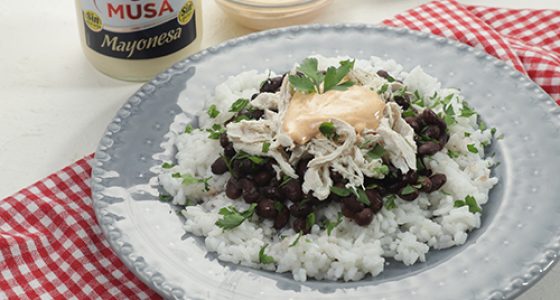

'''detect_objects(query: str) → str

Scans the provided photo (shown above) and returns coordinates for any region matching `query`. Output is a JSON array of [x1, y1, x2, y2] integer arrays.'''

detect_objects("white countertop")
[[1, 0, 558, 298]]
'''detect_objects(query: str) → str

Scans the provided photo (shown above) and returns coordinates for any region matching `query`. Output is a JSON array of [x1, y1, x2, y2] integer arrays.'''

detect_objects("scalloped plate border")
[[91, 24, 560, 300]]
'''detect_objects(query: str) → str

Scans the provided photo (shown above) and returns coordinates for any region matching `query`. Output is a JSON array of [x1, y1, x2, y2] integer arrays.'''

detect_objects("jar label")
[[80, 0, 197, 59]]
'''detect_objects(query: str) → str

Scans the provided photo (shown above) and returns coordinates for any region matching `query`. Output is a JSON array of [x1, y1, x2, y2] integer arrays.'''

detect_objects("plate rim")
[[91, 23, 560, 300]]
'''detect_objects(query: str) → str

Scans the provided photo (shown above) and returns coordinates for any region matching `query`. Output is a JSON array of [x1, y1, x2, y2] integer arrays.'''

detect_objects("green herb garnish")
[[400, 185, 416, 195], [288, 58, 355, 94], [258, 244, 275, 264], [367, 144, 385, 160], [402, 107, 416, 118], [162, 162, 174, 169], [324, 212, 343, 236], [464, 131, 471, 137], [229, 98, 250, 113], [207, 104, 220, 119], [159, 194, 172, 202], [384, 195, 397, 210], [215, 203, 257, 230], [460, 104, 476, 117], [373, 165, 390, 176], [378, 84, 389, 94], [454, 195, 481, 213], [207, 124, 225, 140], [330, 186, 352, 197], [234, 151, 266, 165], [279, 175, 293, 187], [262, 142, 271, 153], [447, 149, 460, 159], [467, 144, 479, 154], [306, 212, 316, 229], [181, 174, 212, 191], [289, 232, 302, 247], [319, 122, 337, 140], [354, 189, 370, 206], [184, 124, 193, 134]]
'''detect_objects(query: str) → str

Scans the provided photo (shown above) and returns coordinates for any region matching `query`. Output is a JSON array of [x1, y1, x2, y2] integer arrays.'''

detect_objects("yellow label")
[[84, 10, 103, 32], [177, 0, 195, 26]]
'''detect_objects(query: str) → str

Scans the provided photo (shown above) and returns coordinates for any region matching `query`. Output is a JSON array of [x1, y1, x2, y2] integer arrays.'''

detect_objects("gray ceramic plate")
[[92, 24, 560, 300]]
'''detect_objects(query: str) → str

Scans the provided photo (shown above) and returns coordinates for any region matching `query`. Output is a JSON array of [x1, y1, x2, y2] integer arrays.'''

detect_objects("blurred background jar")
[[215, 0, 333, 30], [75, 0, 203, 81]]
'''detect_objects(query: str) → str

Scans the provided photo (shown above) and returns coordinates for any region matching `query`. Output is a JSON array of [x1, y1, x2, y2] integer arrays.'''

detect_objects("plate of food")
[[92, 24, 560, 300]]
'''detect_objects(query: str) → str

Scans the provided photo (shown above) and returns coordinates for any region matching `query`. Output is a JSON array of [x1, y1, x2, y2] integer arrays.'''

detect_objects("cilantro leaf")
[[400, 185, 416, 195], [373, 165, 390, 176], [298, 57, 321, 83], [215, 204, 257, 230], [159, 194, 172, 202], [262, 142, 271, 153], [367, 144, 385, 160], [454, 200, 466, 208], [181, 174, 212, 191], [162, 162, 174, 169], [229, 98, 250, 112], [465, 195, 481, 213], [234, 151, 266, 165], [306, 212, 316, 229], [288, 74, 315, 93], [319, 122, 336, 139], [467, 144, 479, 154], [258, 244, 275, 264], [323, 60, 355, 92], [402, 107, 416, 118], [464, 132, 471, 137], [206, 124, 225, 140], [378, 84, 389, 94], [460, 104, 477, 117], [207, 104, 220, 119]]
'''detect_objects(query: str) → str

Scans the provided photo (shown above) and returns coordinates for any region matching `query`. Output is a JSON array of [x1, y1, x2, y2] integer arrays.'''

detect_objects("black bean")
[[366, 189, 383, 213], [424, 125, 441, 140], [306, 194, 323, 206], [439, 132, 449, 147], [219, 133, 230, 148], [405, 117, 421, 133], [353, 208, 374, 226], [292, 217, 309, 234], [376, 70, 390, 79], [429, 174, 447, 192], [398, 186, 419, 201], [418, 141, 442, 156], [261, 186, 281, 200], [421, 109, 447, 131], [257, 199, 277, 219], [402, 170, 418, 184], [419, 176, 433, 193], [251, 93, 259, 100], [225, 178, 242, 199], [273, 206, 290, 229], [211, 157, 228, 175], [388, 181, 406, 193], [260, 75, 284, 93], [342, 195, 364, 212], [341, 205, 356, 219], [241, 179, 260, 203], [394, 95, 411, 110], [280, 180, 303, 202], [249, 109, 264, 120], [289, 202, 313, 218], [330, 171, 345, 184], [296, 156, 312, 179], [224, 144, 236, 158], [234, 159, 257, 175], [254, 171, 273, 186]]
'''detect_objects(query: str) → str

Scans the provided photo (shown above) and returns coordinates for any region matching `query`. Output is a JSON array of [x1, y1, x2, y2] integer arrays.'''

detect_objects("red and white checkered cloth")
[[1, 1, 559, 299]]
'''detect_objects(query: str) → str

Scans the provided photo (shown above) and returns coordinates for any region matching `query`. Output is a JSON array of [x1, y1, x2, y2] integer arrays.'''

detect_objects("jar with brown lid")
[[75, 0, 203, 81]]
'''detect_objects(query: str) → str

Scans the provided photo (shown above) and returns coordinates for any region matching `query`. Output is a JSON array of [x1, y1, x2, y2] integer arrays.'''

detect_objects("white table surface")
[[1, 0, 558, 298]]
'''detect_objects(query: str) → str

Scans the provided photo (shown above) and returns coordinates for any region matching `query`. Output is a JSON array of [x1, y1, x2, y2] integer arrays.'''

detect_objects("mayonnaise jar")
[[75, 0, 203, 81]]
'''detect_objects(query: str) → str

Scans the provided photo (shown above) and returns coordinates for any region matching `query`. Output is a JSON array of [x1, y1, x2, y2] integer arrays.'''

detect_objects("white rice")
[[159, 56, 498, 282]]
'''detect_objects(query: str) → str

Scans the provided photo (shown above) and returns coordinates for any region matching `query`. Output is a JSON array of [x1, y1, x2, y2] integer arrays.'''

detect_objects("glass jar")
[[75, 0, 203, 81]]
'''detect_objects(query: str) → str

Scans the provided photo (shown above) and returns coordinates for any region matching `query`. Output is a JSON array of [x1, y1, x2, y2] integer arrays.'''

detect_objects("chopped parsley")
[[447, 149, 460, 159], [279, 175, 293, 187], [491, 127, 497, 136], [207, 104, 220, 119], [184, 124, 193, 134], [258, 244, 275, 264], [262, 142, 271, 153], [206, 124, 225, 140], [413, 90, 425, 106], [233, 115, 251, 123], [464, 131, 471, 137], [442, 104, 456, 126], [402, 107, 416, 118], [367, 144, 385, 160], [215, 203, 257, 230], [378, 83, 389, 94], [384, 195, 397, 210], [162, 162, 174, 169], [479, 120, 487, 131], [319, 122, 337, 140], [288, 57, 354, 94], [229, 98, 250, 112], [324, 212, 343, 236], [453, 195, 481, 213], [180, 174, 212, 191], [234, 151, 266, 165], [460, 104, 477, 117], [467, 144, 479, 154]]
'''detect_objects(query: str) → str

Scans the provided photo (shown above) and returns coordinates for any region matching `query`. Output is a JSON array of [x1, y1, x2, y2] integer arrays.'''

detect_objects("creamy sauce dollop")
[[283, 85, 386, 144]]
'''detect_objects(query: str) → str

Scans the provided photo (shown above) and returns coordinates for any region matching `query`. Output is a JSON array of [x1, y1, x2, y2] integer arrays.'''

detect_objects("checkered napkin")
[[1, 1, 558, 299]]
